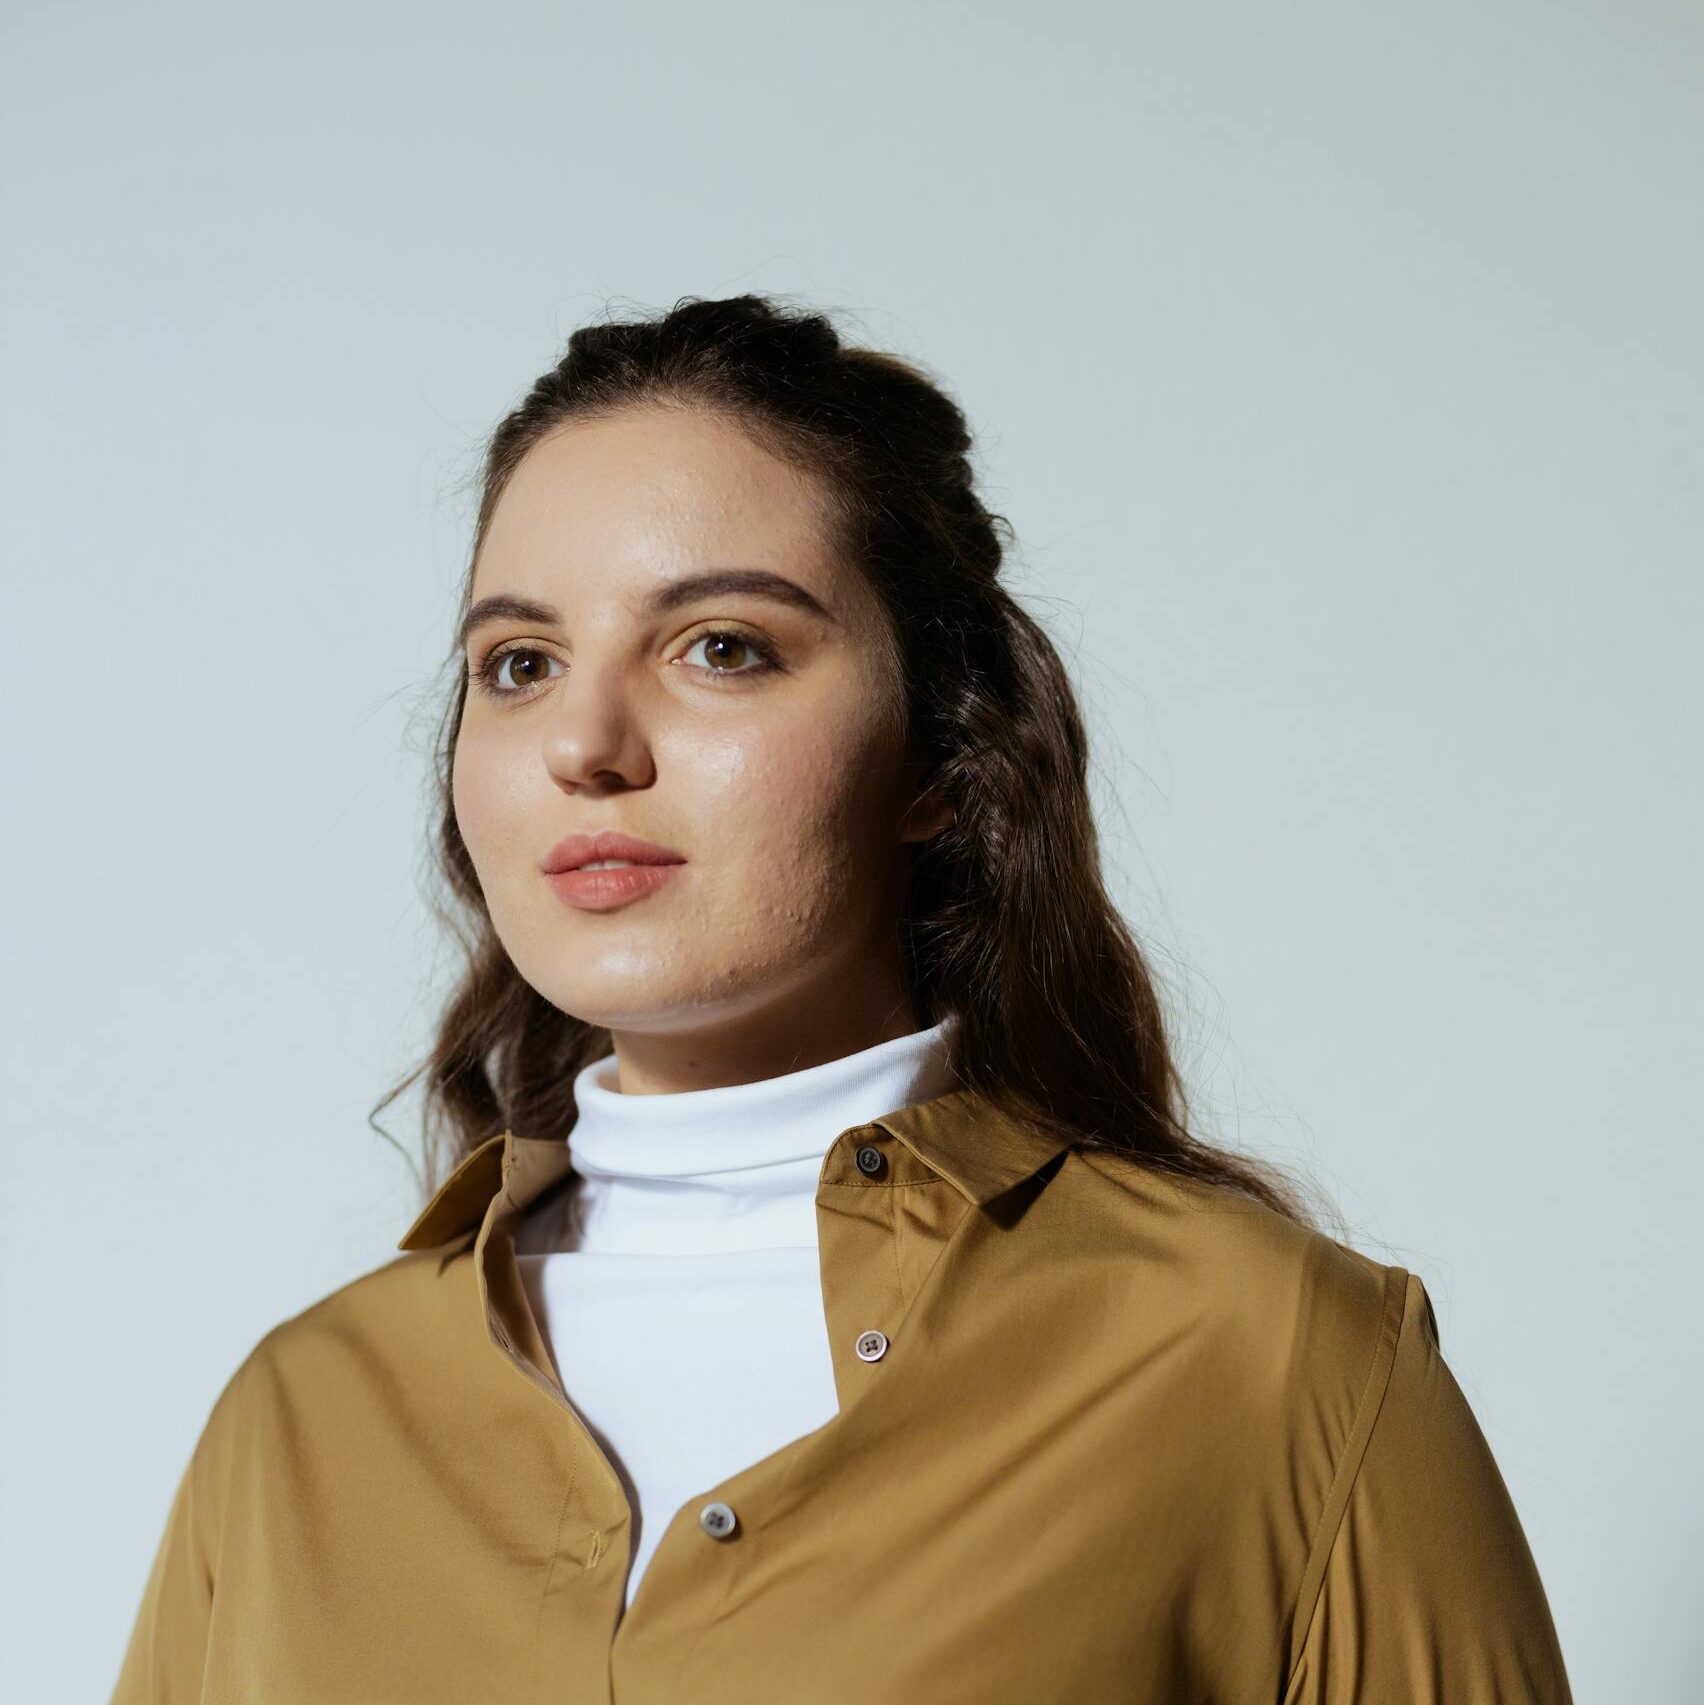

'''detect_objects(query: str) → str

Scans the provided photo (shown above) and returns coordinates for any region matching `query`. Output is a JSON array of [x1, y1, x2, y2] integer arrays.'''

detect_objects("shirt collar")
[[396, 1085, 1073, 1253]]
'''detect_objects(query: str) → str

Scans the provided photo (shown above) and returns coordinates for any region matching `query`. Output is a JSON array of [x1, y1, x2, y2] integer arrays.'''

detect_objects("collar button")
[[854, 1142, 888, 1178]]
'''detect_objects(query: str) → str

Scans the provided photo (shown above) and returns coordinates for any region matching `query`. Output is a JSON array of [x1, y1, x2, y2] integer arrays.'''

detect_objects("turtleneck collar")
[[514, 1011, 962, 1255]]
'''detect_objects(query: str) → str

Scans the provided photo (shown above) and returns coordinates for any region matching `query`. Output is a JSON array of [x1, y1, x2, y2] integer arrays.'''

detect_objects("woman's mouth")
[[543, 860, 684, 912]]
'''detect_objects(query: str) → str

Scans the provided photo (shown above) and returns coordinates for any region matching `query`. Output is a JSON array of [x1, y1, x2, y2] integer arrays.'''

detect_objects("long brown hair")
[[373, 293, 1326, 1229]]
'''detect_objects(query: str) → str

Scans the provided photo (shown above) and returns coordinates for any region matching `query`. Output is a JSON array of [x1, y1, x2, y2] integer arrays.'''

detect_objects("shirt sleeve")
[[108, 1356, 247, 1705], [1282, 1271, 1575, 1704]]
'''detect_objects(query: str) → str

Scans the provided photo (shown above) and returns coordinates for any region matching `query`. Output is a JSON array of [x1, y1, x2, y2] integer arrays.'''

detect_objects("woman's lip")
[[542, 830, 687, 873], [543, 862, 684, 912]]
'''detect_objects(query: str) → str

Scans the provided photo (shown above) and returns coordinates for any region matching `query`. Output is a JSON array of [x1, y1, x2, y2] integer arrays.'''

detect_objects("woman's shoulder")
[[215, 1241, 486, 1422], [1050, 1143, 1414, 1405], [170, 1242, 502, 1534], [1058, 1140, 1395, 1286]]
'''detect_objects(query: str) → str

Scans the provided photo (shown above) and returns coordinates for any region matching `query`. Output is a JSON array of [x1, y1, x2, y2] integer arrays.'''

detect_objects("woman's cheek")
[[450, 730, 526, 895], [449, 746, 491, 871]]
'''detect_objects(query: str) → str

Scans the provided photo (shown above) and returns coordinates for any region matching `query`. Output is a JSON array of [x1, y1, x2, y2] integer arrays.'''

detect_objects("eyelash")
[[469, 627, 783, 699]]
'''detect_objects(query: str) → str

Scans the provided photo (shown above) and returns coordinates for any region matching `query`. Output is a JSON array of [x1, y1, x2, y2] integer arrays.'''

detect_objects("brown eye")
[[473, 645, 564, 696], [680, 628, 780, 676]]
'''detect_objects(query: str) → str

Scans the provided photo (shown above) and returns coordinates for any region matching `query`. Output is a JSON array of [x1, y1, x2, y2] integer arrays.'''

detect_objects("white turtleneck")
[[512, 1012, 962, 1614]]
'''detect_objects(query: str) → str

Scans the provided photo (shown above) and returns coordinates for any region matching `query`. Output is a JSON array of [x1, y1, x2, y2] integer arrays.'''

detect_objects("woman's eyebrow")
[[456, 569, 837, 652]]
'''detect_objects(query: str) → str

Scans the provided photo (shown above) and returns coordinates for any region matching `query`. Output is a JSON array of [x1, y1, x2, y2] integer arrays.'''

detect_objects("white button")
[[699, 1501, 738, 1540], [854, 1329, 889, 1362]]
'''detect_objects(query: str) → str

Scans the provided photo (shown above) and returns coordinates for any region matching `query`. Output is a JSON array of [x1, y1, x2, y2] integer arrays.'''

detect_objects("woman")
[[111, 296, 1574, 1703]]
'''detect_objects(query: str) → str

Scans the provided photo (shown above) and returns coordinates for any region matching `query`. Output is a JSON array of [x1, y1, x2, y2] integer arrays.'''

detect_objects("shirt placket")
[[603, 1120, 975, 1701]]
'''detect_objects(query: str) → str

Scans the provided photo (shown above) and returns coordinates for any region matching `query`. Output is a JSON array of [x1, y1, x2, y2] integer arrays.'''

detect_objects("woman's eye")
[[474, 646, 563, 695], [471, 628, 780, 699], [678, 629, 780, 676]]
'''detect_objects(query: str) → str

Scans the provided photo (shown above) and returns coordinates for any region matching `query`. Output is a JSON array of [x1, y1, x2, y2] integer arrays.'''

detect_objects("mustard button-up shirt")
[[111, 1087, 1574, 1702]]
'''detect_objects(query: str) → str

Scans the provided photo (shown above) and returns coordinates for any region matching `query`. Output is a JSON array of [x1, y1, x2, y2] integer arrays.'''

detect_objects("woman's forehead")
[[469, 418, 869, 634], [479, 410, 839, 587]]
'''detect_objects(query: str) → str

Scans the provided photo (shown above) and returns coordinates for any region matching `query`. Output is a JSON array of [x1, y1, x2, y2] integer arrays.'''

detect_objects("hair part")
[[373, 293, 1329, 1232]]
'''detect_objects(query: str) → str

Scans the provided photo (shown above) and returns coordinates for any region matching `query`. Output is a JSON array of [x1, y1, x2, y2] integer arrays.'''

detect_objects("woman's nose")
[[538, 665, 653, 791]]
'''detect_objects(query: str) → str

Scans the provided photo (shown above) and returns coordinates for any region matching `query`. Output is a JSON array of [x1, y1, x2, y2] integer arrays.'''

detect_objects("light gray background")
[[3, 3, 1698, 1698]]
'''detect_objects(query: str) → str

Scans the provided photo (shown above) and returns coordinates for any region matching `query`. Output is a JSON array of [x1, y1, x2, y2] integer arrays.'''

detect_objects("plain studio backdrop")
[[2, 2, 1698, 1699]]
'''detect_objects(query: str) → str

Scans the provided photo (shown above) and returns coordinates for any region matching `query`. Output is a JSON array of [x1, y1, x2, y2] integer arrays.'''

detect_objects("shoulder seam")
[[191, 1340, 256, 1584], [1280, 1264, 1414, 1684]]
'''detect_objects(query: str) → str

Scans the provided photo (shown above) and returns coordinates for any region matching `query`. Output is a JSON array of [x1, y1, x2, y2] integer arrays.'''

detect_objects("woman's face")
[[452, 403, 945, 1068]]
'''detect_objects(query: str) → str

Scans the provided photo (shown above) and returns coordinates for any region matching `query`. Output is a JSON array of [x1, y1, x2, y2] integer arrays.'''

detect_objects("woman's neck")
[[514, 1010, 962, 1255]]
